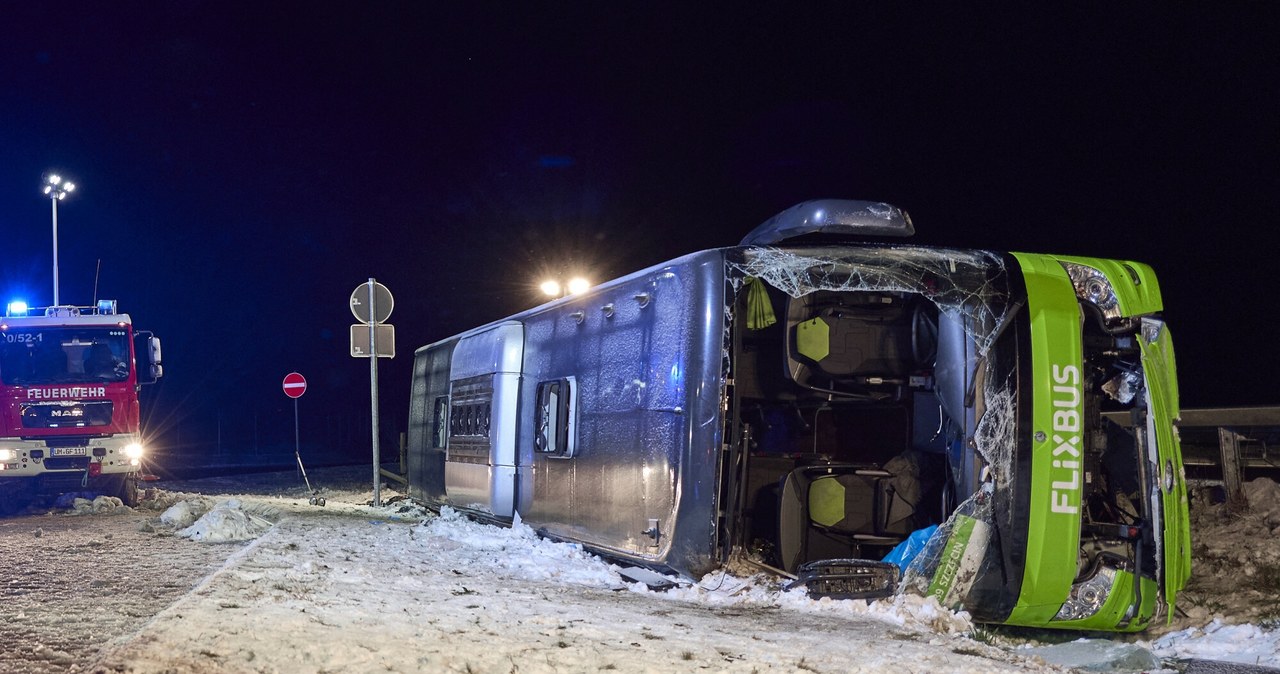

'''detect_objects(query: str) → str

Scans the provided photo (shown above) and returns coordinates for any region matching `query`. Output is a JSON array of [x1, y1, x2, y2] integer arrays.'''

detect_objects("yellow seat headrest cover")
[[796, 317, 831, 363]]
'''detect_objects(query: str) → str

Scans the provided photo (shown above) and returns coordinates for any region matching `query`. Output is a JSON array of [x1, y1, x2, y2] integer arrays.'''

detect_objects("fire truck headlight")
[[123, 443, 144, 460], [0, 449, 15, 461]]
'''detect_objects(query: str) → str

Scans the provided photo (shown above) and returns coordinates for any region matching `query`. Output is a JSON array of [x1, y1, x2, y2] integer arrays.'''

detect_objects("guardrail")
[[1105, 406, 1280, 506]]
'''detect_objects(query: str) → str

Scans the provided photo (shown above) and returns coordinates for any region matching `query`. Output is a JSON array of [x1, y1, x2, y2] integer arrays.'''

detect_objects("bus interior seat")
[[784, 292, 934, 393], [776, 463, 920, 573]]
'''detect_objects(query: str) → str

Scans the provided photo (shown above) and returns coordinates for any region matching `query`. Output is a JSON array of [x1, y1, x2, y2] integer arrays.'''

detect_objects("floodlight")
[[41, 172, 76, 305]]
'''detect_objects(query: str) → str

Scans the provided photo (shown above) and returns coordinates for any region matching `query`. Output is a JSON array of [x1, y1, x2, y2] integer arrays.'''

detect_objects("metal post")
[[369, 278, 382, 507], [51, 198, 60, 306], [294, 398, 300, 467], [294, 396, 317, 498], [1218, 427, 1247, 510]]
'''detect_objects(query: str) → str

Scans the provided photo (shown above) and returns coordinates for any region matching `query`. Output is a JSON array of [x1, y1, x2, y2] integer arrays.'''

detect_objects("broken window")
[[535, 377, 577, 458], [432, 396, 449, 448]]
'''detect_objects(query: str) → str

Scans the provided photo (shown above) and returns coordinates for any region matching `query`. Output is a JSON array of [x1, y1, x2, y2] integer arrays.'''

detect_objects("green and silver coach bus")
[[406, 200, 1190, 631]]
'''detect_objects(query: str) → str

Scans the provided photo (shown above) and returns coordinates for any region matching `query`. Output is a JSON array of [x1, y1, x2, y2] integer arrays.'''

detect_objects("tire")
[[111, 475, 141, 507], [0, 482, 34, 516]]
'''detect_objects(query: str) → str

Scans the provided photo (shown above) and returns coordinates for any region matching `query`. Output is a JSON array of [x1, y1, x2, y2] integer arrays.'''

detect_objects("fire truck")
[[0, 300, 162, 512]]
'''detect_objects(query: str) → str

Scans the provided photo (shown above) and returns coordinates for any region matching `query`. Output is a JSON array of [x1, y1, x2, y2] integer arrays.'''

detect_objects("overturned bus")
[[405, 200, 1190, 632]]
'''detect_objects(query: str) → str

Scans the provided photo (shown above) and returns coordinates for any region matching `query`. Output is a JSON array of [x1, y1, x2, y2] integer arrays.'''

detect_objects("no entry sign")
[[282, 372, 307, 399]]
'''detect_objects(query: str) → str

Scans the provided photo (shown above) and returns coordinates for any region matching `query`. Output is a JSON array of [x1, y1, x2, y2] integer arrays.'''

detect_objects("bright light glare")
[[43, 173, 76, 199], [539, 280, 561, 297], [0, 449, 15, 461], [123, 442, 144, 459], [7, 301, 27, 316], [567, 277, 591, 295]]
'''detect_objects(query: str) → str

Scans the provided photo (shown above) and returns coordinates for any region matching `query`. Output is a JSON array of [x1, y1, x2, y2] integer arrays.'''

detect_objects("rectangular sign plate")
[[50, 446, 89, 457], [350, 323, 395, 358]]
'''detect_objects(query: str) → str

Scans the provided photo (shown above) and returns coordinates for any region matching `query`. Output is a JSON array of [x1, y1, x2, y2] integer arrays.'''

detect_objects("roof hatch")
[[739, 199, 915, 246]]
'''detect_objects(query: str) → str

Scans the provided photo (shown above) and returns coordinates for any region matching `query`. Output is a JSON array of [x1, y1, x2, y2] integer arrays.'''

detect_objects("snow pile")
[[660, 570, 973, 635], [421, 507, 631, 589], [1150, 619, 1280, 666], [172, 498, 279, 542], [159, 498, 207, 528], [422, 506, 975, 636], [65, 495, 128, 515], [1242, 478, 1280, 528]]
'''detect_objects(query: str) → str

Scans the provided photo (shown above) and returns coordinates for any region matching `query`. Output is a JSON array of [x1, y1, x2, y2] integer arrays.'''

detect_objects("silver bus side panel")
[[515, 251, 726, 576], [443, 321, 524, 517]]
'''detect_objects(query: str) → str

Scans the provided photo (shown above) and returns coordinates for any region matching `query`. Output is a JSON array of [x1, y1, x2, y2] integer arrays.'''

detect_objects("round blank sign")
[[350, 281, 393, 324]]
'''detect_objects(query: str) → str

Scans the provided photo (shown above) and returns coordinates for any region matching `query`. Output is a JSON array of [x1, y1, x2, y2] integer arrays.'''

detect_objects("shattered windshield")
[[728, 245, 1013, 354], [0, 328, 131, 385]]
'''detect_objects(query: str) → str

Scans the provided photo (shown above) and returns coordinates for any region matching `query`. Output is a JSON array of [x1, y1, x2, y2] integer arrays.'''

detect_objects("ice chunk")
[[1024, 639, 1160, 672]]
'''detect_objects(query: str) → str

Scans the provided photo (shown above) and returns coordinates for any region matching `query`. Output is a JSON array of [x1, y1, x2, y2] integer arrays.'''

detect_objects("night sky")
[[2, 4, 1277, 467]]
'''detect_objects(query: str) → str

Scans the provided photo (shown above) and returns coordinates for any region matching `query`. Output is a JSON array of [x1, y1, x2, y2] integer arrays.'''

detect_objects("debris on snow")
[[1174, 479, 1280, 631], [175, 499, 279, 543], [65, 495, 128, 516]]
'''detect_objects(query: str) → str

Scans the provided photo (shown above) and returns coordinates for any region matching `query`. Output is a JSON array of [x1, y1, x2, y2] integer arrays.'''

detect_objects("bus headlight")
[[1060, 262, 1121, 321], [123, 443, 144, 460], [1054, 565, 1117, 621]]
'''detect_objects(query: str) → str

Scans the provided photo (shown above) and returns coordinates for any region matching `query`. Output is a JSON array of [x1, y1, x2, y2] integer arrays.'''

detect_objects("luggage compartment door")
[[444, 321, 524, 517]]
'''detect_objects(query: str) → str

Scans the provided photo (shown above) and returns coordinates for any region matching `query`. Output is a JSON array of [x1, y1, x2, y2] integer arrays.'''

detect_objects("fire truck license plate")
[[50, 447, 88, 456]]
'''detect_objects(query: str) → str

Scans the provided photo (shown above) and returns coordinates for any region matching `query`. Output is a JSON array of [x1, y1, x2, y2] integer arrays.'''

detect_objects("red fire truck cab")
[[0, 301, 162, 512]]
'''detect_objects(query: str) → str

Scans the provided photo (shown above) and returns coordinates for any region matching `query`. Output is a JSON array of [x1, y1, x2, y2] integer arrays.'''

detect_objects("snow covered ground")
[[71, 466, 1280, 673]]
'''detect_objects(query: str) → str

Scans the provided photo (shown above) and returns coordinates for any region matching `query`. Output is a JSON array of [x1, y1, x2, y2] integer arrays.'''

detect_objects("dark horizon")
[[2, 4, 1277, 466]]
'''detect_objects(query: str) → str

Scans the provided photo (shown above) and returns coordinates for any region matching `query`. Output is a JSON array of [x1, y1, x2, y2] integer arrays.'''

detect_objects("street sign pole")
[[294, 396, 301, 478], [282, 372, 323, 506], [368, 278, 382, 507], [349, 279, 393, 507]]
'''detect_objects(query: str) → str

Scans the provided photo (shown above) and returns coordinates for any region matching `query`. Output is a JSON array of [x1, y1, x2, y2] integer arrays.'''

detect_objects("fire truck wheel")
[[0, 484, 33, 516], [113, 475, 141, 508]]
